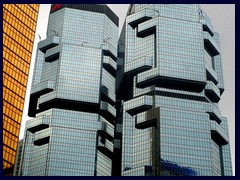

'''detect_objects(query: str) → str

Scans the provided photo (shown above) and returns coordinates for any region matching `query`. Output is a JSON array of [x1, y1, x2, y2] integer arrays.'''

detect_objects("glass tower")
[[13, 140, 24, 176], [3, 4, 39, 176], [20, 4, 118, 176], [118, 4, 232, 176]]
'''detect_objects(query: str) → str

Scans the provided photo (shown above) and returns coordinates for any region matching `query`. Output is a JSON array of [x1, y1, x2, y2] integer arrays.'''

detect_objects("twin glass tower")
[[19, 4, 232, 176]]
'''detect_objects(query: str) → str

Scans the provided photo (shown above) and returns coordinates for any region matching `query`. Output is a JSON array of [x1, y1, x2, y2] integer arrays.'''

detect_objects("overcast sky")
[[19, 4, 235, 175]]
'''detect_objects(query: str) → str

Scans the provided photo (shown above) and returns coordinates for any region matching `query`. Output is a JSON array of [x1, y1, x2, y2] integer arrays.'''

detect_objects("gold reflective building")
[[3, 4, 39, 176]]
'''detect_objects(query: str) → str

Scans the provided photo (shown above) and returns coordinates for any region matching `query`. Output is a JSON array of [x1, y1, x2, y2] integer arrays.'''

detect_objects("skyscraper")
[[3, 4, 39, 176], [117, 4, 232, 176], [20, 4, 118, 176], [13, 140, 23, 176]]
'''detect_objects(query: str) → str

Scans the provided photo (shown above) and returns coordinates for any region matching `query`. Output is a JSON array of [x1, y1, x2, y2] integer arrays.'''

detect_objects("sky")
[[19, 4, 235, 175]]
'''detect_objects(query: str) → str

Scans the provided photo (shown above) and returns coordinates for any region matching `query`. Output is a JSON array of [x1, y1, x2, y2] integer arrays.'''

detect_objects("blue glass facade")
[[118, 4, 232, 176], [19, 4, 232, 176], [20, 4, 118, 176]]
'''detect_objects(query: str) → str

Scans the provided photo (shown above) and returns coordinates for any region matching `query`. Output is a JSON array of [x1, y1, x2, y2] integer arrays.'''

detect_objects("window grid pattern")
[[3, 4, 39, 174], [21, 4, 118, 176], [213, 33, 224, 90], [121, 4, 232, 176], [211, 140, 221, 176]]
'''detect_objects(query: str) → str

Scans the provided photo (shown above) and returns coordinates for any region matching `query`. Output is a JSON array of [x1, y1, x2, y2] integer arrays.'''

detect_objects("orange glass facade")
[[3, 4, 39, 176]]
